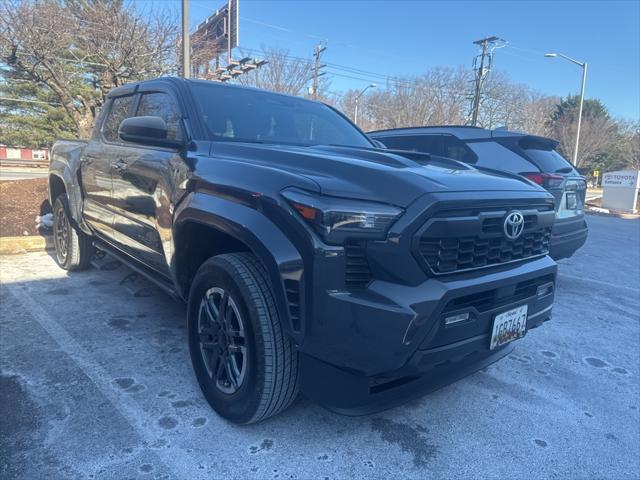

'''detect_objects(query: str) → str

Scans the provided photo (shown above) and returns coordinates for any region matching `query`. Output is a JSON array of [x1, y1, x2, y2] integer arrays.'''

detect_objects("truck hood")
[[209, 142, 549, 208]]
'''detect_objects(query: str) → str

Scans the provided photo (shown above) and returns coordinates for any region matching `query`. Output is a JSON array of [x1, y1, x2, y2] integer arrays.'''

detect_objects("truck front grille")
[[419, 229, 551, 274], [416, 203, 555, 275]]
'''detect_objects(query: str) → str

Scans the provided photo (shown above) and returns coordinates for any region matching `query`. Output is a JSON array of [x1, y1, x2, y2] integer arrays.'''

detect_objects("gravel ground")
[[0, 178, 50, 236], [0, 214, 638, 479]]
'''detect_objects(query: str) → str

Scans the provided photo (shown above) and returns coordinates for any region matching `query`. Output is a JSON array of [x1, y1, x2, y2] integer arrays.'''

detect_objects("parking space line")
[[4, 281, 188, 480], [557, 272, 640, 293]]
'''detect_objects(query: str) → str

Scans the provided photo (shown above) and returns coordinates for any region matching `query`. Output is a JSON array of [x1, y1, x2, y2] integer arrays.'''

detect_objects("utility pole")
[[469, 36, 504, 126], [181, 0, 190, 78], [311, 43, 326, 100]]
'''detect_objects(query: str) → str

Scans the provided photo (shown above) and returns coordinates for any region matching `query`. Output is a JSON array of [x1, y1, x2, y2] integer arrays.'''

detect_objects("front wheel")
[[52, 195, 93, 270], [187, 253, 299, 424]]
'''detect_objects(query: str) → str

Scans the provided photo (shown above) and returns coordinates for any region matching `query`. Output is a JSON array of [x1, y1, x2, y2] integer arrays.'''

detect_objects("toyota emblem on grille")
[[504, 211, 525, 241]]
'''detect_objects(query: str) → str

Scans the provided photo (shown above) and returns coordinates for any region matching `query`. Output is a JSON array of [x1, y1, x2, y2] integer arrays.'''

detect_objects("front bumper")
[[549, 215, 588, 260], [299, 255, 557, 414]]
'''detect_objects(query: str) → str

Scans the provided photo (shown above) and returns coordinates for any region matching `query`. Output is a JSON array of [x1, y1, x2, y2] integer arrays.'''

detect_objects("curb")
[[585, 209, 640, 220], [0, 235, 54, 255]]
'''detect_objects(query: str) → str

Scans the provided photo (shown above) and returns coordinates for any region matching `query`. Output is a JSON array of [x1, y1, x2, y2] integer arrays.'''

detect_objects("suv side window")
[[466, 140, 536, 173], [136, 92, 183, 141], [102, 95, 135, 142], [441, 135, 478, 164], [376, 134, 444, 155]]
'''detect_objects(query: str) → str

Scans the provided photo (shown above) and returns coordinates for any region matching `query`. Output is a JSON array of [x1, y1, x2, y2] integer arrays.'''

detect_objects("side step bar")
[[92, 240, 182, 302]]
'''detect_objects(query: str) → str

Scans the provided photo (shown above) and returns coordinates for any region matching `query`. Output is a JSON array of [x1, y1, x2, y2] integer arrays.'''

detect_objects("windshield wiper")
[[212, 137, 266, 144], [555, 166, 573, 173]]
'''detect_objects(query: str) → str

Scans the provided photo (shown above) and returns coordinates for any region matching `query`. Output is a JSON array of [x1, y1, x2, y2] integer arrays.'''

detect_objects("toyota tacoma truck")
[[49, 77, 557, 424]]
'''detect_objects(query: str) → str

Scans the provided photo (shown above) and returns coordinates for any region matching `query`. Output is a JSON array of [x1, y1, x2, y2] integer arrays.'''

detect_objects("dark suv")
[[370, 126, 588, 260]]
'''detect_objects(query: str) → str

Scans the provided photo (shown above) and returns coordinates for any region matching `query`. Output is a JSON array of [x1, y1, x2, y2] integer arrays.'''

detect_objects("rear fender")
[[49, 143, 90, 234]]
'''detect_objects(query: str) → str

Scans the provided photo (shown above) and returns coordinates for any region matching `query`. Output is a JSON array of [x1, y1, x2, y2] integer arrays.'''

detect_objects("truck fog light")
[[445, 312, 469, 325], [537, 282, 554, 298]]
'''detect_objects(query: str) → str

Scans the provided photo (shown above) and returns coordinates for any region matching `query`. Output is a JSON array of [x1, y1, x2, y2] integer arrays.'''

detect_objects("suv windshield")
[[191, 82, 372, 148]]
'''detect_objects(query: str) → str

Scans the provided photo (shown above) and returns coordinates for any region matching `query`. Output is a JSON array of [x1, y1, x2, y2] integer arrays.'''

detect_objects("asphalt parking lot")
[[1, 213, 639, 480]]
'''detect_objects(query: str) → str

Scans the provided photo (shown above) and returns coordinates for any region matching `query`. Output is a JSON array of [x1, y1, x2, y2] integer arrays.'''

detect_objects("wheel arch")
[[49, 173, 67, 203], [172, 192, 305, 343]]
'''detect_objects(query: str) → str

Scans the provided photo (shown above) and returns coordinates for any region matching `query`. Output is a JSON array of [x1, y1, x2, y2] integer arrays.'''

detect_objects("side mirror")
[[118, 116, 183, 148], [371, 139, 387, 149]]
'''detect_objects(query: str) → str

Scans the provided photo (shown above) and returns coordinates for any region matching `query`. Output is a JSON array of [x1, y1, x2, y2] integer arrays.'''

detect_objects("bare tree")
[[475, 72, 558, 136], [626, 125, 640, 170], [519, 94, 558, 137], [552, 112, 617, 169], [615, 120, 640, 170], [348, 66, 471, 131], [236, 46, 315, 96], [0, 0, 177, 138]]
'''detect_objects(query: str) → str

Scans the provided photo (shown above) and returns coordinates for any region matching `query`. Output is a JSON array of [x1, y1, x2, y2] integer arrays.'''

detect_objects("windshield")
[[190, 82, 373, 148]]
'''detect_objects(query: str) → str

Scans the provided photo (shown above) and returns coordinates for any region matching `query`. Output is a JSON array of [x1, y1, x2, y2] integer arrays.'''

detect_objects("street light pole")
[[181, 0, 190, 78], [545, 52, 587, 165], [575, 62, 588, 167], [354, 84, 376, 126]]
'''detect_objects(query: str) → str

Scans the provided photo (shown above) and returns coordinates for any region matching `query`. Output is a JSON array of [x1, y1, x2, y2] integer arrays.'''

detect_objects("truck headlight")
[[281, 188, 403, 245]]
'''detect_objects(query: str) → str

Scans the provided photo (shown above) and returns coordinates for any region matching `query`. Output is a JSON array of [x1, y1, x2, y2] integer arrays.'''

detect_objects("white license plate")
[[490, 305, 528, 350]]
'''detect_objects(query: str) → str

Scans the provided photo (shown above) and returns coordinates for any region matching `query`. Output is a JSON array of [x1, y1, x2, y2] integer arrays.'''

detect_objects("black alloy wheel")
[[53, 198, 70, 265], [198, 287, 248, 394], [51, 194, 94, 271], [187, 253, 299, 424]]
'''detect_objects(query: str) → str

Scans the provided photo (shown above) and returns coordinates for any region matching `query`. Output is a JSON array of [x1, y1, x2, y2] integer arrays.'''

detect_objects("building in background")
[[0, 146, 49, 166]]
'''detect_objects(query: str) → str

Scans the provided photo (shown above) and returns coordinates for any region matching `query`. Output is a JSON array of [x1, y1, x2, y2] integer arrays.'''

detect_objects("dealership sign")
[[602, 170, 640, 213], [602, 170, 640, 189]]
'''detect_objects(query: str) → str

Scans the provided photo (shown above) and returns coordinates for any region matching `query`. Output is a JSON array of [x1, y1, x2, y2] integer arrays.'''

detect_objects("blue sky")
[[138, 0, 640, 120]]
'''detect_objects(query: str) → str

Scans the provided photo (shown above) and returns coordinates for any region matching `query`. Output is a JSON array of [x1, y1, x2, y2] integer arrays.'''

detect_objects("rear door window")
[[102, 95, 135, 143], [466, 140, 536, 173]]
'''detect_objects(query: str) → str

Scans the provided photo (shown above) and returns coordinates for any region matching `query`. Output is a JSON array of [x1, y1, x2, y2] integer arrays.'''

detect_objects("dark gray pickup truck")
[[49, 77, 557, 423]]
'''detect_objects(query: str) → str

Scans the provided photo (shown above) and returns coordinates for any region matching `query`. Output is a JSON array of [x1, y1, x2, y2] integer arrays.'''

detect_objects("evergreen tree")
[[0, 68, 76, 146], [0, 0, 176, 140]]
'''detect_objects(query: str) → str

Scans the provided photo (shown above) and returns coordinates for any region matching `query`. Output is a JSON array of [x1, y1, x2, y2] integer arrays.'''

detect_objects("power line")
[[241, 16, 326, 41], [506, 42, 547, 57], [0, 97, 61, 106], [238, 46, 421, 83], [238, 45, 470, 96], [238, 15, 421, 64], [13, 50, 108, 67]]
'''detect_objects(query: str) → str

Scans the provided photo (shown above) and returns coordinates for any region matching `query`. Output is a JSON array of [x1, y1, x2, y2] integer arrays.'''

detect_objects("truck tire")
[[187, 252, 299, 424], [52, 194, 94, 271]]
